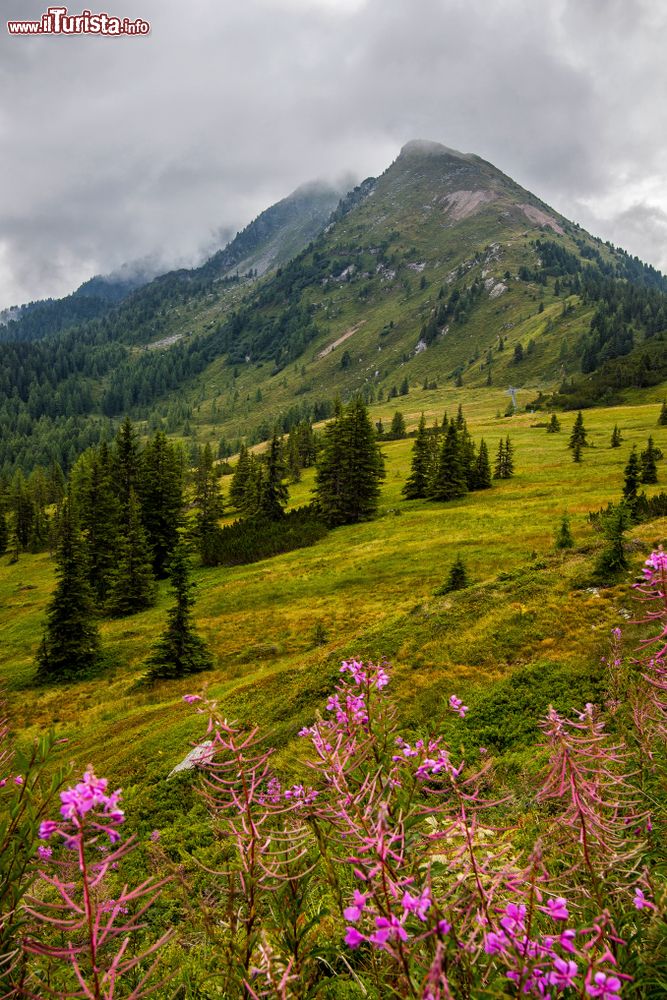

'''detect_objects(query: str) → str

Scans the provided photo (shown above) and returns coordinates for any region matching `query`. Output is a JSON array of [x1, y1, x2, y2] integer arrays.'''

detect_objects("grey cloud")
[[1, 0, 666, 307]]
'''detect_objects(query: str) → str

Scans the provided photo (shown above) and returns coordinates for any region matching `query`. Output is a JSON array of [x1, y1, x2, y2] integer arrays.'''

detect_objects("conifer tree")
[[9, 471, 34, 552], [78, 443, 119, 602], [193, 444, 224, 543], [555, 514, 574, 549], [257, 433, 288, 521], [640, 436, 659, 484], [314, 397, 385, 526], [610, 425, 622, 448], [106, 489, 156, 616], [435, 555, 470, 594], [659, 401, 667, 426], [112, 417, 141, 514], [568, 411, 587, 451], [146, 545, 213, 680], [139, 431, 183, 577], [471, 439, 492, 490], [493, 437, 515, 479], [402, 414, 430, 499], [428, 423, 467, 501], [0, 507, 7, 557], [547, 414, 561, 433], [594, 503, 631, 578], [399, 376, 409, 396], [36, 495, 101, 682], [622, 446, 642, 519], [572, 440, 583, 463], [390, 411, 406, 438], [455, 404, 466, 431], [229, 444, 251, 509]]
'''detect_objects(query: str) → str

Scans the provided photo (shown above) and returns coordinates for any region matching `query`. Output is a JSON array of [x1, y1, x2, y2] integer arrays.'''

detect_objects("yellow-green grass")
[[2, 392, 666, 787]]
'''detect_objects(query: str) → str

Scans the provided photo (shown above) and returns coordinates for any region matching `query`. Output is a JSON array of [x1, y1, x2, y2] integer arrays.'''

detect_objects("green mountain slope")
[[1, 139, 667, 473]]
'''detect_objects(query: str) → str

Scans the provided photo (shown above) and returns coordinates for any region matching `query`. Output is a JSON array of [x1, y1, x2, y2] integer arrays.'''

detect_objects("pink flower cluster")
[[39, 768, 124, 845]]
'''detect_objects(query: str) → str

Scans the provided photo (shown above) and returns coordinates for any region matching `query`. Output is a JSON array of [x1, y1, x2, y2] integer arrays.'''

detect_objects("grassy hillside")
[[3, 388, 666, 792]]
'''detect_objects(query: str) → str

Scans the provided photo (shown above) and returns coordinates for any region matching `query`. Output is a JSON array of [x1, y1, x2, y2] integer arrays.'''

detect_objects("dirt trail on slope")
[[318, 321, 366, 359]]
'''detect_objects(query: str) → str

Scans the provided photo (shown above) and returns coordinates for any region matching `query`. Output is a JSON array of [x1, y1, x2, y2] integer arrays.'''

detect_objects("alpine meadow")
[[2, 136, 667, 999]]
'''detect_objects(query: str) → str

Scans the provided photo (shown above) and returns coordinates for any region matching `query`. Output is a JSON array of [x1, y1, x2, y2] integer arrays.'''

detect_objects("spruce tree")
[[659, 401, 667, 426], [555, 514, 574, 549], [493, 439, 505, 479], [547, 414, 561, 433], [610, 425, 622, 448], [435, 555, 470, 594], [36, 495, 101, 682], [113, 417, 141, 514], [0, 508, 7, 557], [640, 436, 659, 484], [472, 439, 492, 490], [106, 489, 156, 616], [390, 411, 406, 438], [402, 414, 430, 499], [139, 431, 183, 577], [9, 471, 34, 552], [193, 444, 224, 544], [573, 440, 583, 463], [314, 398, 385, 526], [594, 504, 631, 578], [146, 545, 213, 680], [257, 433, 288, 521], [229, 444, 251, 509], [622, 446, 642, 519], [568, 411, 587, 451], [428, 423, 468, 501], [78, 443, 120, 602], [493, 437, 515, 479]]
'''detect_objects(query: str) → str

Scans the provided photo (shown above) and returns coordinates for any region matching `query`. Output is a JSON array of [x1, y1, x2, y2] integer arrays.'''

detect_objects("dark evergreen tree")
[[594, 504, 631, 578], [35, 495, 101, 682], [78, 443, 119, 602], [194, 443, 224, 544], [314, 397, 385, 526], [402, 414, 430, 499], [622, 446, 642, 519], [139, 431, 183, 577], [659, 400, 667, 426], [610, 425, 622, 448], [547, 414, 561, 433], [112, 417, 141, 514], [573, 440, 583, 463], [390, 411, 406, 437], [640, 436, 659, 484], [568, 411, 588, 451], [428, 423, 468, 501], [555, 514, 574, 549], [145, 544, 213, 680], [435, 555, 470, 594], [493, 437, 515, 479], [471, 439, 492, 490], [106, 489, 156, 616], [455, 404, 466, 430], [9, 471, 34, 551], [399, 376, 409, 396], [0, 508, 7, 557], [229, 444, 251, 509], [257, 433, 288, 521]]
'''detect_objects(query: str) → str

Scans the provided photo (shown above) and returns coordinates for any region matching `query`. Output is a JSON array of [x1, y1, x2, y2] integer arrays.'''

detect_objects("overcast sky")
[[1, 0, 666, 308]]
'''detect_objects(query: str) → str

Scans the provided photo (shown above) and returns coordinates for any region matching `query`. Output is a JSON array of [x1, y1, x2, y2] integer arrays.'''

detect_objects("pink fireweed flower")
[[548, 958, 579, 989], [149, 829, 161, 842], [541, 896, 569, 920], [640, 547, 667, 587], [283, 784, 318, 806], [182, 694, 202, 704], [402, 886, 431, 922], [343, 890, 367, 922], [38, 820, 59, 840], [586, 971, 622, 999], [449, 695, 469, 718], [500, 902, 527, 936], [559, 929, 577, 953], [633, 887, 656, 911], [344, 926, 366, 948], [437, 919, 451, 935], [340, 659, 367, 685], [14, 775, 23, 786], [37, 845, 52, 861], [484, 930, 508, 955], [369, 914, 408, 948]]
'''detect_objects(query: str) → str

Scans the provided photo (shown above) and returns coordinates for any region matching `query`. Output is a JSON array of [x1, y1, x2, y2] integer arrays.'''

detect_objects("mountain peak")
[[399, 139, 469, 160]]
